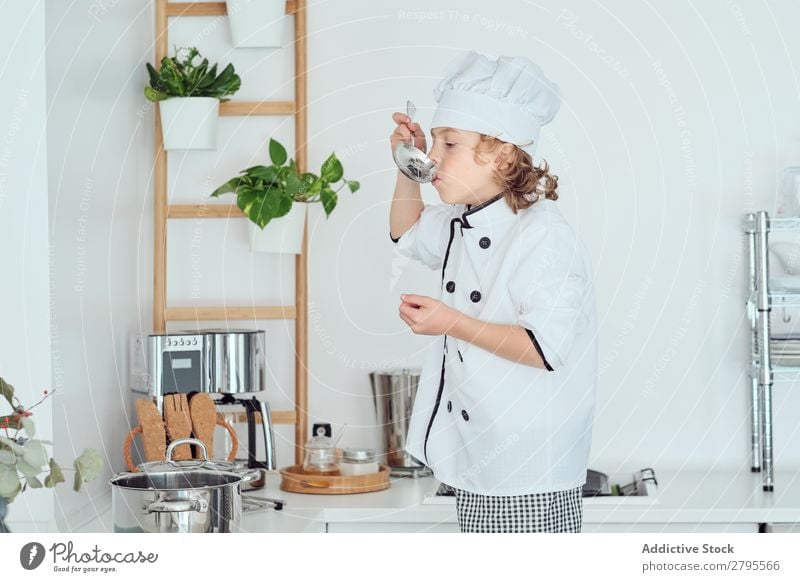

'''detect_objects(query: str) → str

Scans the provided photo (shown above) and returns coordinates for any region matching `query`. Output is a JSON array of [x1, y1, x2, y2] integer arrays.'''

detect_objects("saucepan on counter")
[[110, 437, 255, 533]]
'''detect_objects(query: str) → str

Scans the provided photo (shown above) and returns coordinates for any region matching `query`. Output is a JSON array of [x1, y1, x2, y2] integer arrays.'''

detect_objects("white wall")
[[45, 0, 154, 527], [0, 1, 54, 526], [43, 0, 800, 526]]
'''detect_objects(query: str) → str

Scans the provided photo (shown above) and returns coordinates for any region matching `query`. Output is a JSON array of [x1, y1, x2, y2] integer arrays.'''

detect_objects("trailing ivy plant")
[[211, 138, 360, 229], [0, 376, 102, 501], [144, 46, 241, 103]]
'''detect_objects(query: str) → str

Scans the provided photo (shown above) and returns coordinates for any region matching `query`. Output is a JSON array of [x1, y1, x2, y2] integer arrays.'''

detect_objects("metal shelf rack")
[[743, 210, 800, 491]]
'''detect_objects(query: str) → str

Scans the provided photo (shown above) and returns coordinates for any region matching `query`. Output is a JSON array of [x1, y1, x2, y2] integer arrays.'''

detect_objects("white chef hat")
[[430, 50, 561, 160]]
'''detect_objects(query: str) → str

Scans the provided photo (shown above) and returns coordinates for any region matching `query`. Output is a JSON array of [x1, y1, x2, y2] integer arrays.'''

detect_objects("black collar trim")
[[462, 191, 506, 228]]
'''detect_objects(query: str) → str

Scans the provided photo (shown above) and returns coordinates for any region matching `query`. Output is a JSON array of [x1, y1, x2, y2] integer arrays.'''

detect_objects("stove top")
[[423, 468, 659, 505]]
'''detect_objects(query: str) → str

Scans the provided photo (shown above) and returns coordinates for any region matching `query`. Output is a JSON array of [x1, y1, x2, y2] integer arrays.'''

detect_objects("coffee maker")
[[132, 329, 276, 488]]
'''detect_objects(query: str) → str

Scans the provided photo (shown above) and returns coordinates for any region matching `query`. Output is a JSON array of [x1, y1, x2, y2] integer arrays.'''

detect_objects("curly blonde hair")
[[473, 135, 559, 213]]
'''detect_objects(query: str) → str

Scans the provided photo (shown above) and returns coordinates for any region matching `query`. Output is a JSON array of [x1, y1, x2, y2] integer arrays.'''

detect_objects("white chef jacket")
[[391, 192, 597, 496]]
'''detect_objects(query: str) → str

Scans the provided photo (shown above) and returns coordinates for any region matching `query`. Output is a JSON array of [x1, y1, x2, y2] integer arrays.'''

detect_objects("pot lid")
[[137, 438, 240, 475]]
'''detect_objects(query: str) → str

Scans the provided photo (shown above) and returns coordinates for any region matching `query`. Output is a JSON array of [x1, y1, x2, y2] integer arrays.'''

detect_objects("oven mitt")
[[189, 393, 216, 460], [134, 399, 167, 462], [164, 394, 193, 460]]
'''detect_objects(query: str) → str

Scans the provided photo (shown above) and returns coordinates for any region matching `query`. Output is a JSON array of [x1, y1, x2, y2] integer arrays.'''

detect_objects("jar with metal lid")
[[339, 448, 379, 476]]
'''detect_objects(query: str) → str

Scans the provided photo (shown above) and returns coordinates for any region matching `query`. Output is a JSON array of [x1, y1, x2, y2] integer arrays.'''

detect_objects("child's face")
[[428, 127, 509, 205]]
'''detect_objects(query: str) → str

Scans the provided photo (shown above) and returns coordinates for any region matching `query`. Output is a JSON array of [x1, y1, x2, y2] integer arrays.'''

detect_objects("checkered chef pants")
[[453, 485, 583, 533]]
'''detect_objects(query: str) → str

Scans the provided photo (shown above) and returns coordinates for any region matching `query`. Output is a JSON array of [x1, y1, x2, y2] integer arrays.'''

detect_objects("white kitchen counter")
[[58, 467, 800, 533]]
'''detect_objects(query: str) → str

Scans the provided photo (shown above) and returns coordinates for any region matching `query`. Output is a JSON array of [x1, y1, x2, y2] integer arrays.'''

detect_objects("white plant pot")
[[226, 0, 285, 48], [248, 203, 307, 254], [159, 97, 219, 150]]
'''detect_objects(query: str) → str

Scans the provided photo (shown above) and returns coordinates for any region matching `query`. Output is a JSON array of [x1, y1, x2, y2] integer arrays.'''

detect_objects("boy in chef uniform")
[[388, 50, 597, 533]]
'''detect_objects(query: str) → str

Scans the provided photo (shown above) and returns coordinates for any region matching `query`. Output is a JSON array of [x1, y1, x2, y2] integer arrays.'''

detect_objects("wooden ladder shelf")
[[152, 0, 308, 465]]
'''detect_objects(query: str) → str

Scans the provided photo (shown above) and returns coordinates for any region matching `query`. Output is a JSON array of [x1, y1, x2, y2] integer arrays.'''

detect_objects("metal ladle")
[[392, 100, 438, 183]]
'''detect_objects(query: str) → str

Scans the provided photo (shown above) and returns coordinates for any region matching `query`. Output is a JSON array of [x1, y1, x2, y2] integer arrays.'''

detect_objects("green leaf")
[[187, 58, 209, 90], [17, 458, 40, 479], [307, 177, 323, 195], [146, 62, 162, 89], [0, 464, 20, 497], [146, 47, 240, 101], [246, 165, 280, 185], [0, 377, 15, 408], [300, 173, 317, 190], [22, 440, 47, 469], [0, 436, 23, 454], [21, 416, 34, 438], [209, 63, 241, 99], [245, 187, 285, 229], [285, 172, 304, 197], [268, 138, 288, 167], [44, 458, 65, 488], [320, 153, 343, 183], [210, 176, 246, 198], [144, 86, 168, 102], [275, 195, 294, 218], [73, 449, 102, 492], [26, 476, 43, 489], [235, 186, 261, 216], [195, 63, 219, 89], [320, 187, 338, 217], [347, 180, 360, 193]]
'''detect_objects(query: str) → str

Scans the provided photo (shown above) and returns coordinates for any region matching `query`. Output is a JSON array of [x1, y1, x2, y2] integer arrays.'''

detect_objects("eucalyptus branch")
[[24, 389, 54, 414], [1, 376, 102, 501]]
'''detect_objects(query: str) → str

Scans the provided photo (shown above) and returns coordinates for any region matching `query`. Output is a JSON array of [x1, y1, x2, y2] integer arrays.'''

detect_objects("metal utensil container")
[[369, 368, 430, 476]]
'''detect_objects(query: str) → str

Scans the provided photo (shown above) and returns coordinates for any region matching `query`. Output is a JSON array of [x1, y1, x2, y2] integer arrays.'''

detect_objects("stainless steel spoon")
[[392, 100, 438, 183]]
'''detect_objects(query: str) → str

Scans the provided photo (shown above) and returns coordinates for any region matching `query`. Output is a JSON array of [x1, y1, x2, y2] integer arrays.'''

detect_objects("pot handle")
[[300, 480, 331, 488], [167, 437, 208, 463], [239, 468, 262, 483], [145, 498, 209, 514]]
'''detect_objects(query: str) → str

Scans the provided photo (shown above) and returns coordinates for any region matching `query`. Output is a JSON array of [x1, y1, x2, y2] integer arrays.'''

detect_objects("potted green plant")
[[211, 138, 360, 254], [226, 0, 286, 48], [0, 376, 102, 533], [145, 46, 241, 150]]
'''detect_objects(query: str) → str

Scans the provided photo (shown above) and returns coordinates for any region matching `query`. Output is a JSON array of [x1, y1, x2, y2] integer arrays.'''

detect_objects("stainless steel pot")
[[110, 438, 245, 533]]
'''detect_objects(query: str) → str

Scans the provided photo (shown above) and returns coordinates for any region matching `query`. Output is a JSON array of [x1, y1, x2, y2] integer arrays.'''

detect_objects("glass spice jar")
[[303, 435, 340, 475], [339, 448, 379, 476]]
